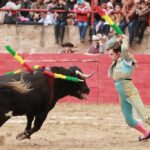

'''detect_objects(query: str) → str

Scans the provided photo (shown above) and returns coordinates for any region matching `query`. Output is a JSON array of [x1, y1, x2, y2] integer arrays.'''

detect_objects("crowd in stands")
[[0, 0, 149, 53]]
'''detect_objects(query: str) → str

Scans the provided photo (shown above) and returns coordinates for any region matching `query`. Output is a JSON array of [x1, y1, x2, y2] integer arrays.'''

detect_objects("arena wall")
[[0, 53, 150, 105]]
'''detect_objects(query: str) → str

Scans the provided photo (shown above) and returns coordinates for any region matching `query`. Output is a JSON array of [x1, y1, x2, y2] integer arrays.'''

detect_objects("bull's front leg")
[[16, 112, 48, 140], [16, 114, 34, 140]]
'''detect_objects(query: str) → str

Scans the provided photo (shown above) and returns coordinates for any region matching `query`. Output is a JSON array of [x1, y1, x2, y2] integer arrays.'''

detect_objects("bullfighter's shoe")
[[139, 132, 150, 141]]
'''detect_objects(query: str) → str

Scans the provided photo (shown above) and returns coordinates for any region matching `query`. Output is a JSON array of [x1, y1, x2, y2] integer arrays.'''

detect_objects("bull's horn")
[[75, 70, 94, 79]]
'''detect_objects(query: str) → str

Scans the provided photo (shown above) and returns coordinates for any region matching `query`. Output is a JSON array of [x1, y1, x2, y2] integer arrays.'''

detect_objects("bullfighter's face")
[[108, 49, 121, 61]]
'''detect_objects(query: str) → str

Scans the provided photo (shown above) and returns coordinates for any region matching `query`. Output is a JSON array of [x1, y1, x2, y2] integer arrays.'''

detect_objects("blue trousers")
[[77, 21, 88, 39], [114, 80, 150, 127], [120, 20, 136, 45]]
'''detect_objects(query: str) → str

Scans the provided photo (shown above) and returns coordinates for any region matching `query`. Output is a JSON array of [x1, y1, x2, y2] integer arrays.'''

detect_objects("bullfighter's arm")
[[121, 35, 134, 63]]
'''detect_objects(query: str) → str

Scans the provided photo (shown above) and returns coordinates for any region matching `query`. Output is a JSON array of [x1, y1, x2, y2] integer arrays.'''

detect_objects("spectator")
[[134, 0, 150, 44], [114, 3, 124, 26], [44, 0, 51, 4], [93, 0, 102, 34], [88, 34, 105, 54], [19, 0, 32, 18], [96, 0, 110, 37], [53, 0, 68, 45], [107, 1, 114, 14], [30, 0, 48, 22], [67, 0, 76, 10], [0, 0, 7, 24], [73, 0, 91, 43], [30, 0, 47, 10], [47, 0, 59, 25], [18, 0, 32, 22], [38, 12, 55, 25], [144, 0, 150, 26], [57, 42, 77, 53], [3, 0, 20, 24], [120, 0, 137, 47], [105, 1, 115, 36], [66, 0, 76, 25], [0, 0, 7, 8], [47, 0, 58, 10], [4, 0, 20, 11], [109, 0, 116, 7], [32, 13, 40, 23]]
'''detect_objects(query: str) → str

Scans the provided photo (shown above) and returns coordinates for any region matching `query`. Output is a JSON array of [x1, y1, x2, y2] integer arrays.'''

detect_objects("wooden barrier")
[[0, 53, 150, 104]]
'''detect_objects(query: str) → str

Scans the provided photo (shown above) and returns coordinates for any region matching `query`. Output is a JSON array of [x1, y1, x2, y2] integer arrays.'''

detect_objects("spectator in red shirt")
[[73, 0, 91, 43]]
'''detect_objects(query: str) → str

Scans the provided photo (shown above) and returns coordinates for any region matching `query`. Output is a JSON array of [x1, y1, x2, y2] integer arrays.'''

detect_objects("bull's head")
[[68, 66, 94, 99]]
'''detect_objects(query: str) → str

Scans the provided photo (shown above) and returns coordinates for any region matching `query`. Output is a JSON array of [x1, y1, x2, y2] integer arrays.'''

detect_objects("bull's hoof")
[[16, 132, 30, 140]]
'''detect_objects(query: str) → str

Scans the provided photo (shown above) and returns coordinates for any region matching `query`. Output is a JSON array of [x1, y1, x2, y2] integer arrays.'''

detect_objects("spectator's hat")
[[96, 34, 102, 39], [107, 2, 114, 8], [92, 34, 101, 41], [62, 42, 74, 48], [106, 36, 120, 50], [77, 0, 84, 4]]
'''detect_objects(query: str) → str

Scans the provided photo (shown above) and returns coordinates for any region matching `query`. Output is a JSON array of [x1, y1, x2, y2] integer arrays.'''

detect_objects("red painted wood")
[[0, 53, 150, 105]]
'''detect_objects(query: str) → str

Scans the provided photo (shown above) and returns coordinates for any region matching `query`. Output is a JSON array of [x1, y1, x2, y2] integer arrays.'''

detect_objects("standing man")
[[53, 0, 68, 45], [106, 34, 150, 141]]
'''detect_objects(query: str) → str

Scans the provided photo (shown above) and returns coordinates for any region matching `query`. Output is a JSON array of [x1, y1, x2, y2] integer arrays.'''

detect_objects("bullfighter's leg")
[[16, 112, 48, 140], [16, 114, 34, 140]]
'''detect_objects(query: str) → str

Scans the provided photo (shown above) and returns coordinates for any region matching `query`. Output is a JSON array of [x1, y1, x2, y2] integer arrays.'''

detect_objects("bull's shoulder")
[[23, 71, 51, 91], [50, 66, 68, 74]]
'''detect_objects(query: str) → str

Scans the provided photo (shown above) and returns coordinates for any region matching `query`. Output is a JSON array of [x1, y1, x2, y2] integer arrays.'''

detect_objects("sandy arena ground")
[[0, 103, 150, 150]]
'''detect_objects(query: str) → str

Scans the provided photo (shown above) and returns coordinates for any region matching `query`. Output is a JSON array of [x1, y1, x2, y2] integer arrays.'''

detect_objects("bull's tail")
[[0, 79, 32, 94]]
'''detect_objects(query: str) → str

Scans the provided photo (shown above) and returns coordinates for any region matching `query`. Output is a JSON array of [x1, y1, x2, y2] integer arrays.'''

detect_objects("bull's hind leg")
[[0, 109, 11, 127], [16, 112, 48, 140], [0, 114, 9, 127], [16, 114, 34, 140]]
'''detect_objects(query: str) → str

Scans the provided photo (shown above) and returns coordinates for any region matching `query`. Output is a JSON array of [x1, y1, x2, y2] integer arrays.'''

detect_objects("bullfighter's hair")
[[7, 79, 32, 94]]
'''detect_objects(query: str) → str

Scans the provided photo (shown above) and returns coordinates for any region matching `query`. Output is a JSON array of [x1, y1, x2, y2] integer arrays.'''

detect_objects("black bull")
[[0, 66, 93, 140]]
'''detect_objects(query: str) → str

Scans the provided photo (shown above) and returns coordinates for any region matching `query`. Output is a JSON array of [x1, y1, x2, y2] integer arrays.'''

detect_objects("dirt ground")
[[0, 103, 150, 150]]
